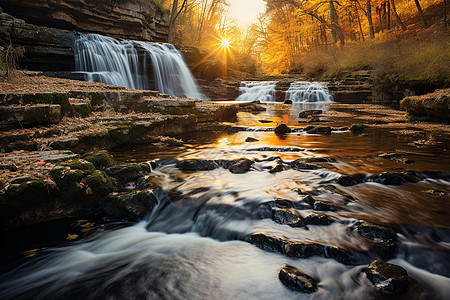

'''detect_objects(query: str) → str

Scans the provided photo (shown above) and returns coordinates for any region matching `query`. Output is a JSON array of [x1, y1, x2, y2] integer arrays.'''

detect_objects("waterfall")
[[235, 81, 276, 102], [134, 42, 206, 99], [285, 82, 334, 103], [74, 34, 206, 100]]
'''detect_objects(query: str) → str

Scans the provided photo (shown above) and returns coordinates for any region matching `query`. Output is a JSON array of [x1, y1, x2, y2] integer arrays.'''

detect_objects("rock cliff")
[[1, 0, 169, 42]]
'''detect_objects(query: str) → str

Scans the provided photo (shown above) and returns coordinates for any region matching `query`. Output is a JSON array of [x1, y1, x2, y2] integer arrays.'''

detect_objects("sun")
[[220, 37, 231, 49]]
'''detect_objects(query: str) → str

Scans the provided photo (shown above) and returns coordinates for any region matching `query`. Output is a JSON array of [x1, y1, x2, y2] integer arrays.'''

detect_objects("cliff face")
[[1, 0, 169, 42]]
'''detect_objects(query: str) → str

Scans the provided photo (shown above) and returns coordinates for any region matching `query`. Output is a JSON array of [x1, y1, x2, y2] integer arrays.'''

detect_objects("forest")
[[151, 0, 448, 87]]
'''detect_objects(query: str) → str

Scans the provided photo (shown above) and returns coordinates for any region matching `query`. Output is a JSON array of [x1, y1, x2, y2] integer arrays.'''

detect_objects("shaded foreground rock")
[[279, 265, 318, 293], [275, 124, 291, 136], [290, 159, 321, 170], [176, 159, 219, 172], [364, 260, 408, 295], [304, 213, 333, 225], [271, 208, 305, 227], [356, 221, 397, 241]]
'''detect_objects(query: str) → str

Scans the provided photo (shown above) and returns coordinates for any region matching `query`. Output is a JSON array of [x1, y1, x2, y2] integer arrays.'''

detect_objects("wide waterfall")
[[285, 82, 334, 103], [235, 81, 276, 102], [74, 34, 206, 99]]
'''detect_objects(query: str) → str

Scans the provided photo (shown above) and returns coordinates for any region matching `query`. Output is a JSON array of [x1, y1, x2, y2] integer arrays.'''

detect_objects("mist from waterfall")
[[285, 82, 334, 103], [235, 81, 276, 102], [74, 34, 206, 100]]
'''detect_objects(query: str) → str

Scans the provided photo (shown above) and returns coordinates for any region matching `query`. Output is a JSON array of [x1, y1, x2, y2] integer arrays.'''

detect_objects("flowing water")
[[1, 104, 450, 299], [235, 81, 277, 102], [74, 34, 206, 99], [285, 82, 334, 103]]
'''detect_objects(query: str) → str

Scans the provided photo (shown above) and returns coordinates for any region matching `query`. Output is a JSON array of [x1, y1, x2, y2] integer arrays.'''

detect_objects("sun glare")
[[220, 38, 231, 49]]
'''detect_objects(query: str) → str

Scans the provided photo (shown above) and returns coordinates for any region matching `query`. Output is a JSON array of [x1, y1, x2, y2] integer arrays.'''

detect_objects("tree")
[[413, 0, 429, 28], [168, 0, 188, 42], [390, 0, 406, 30], [366, 0, 375, 38]]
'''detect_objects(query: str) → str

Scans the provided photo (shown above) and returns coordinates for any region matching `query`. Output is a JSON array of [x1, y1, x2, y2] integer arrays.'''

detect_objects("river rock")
[[223, 158, 253, 174], [176, 159, 219, 172], [106, 163, 145, 188], [275, 124, 291, 136], [82, 151, 116, 170], [101, 189, 158, 221], [356, 221, 397, 241], [245, 137, 259, 142], [364, 260, 408, 295], [304, 213, 334, 225], [248, 232, 287, 253], [336, 175, 359, 186], [323, 184, 354, 200], [378, 153, 414, 164], [324, 246, 364, 265], [428, 189, 449, 196], [299, 110, 323, 118], [313, 201, 337, 212], [286, 242, 324, 258], [279, 265, 318, 293], [300, 195, 316, 206], [304, 126, 332, 134], [291, 159, 321, 170], [271, 207, 305, 227], [284, 100, 293, 104]]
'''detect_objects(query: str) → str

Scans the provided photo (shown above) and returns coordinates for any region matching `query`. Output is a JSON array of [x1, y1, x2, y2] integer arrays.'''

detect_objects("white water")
[[74, 34, 206, 99], [235, 81, 277, 102], [285, 82, 334, 103], [135, 42, 206, 99]]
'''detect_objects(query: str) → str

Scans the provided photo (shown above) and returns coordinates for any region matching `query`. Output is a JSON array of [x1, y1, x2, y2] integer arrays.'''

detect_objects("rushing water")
[[74, 34, 205, 99], [285, 82, 334, 103], [235, 81, 277, 102], [1, 104, 450, 299]]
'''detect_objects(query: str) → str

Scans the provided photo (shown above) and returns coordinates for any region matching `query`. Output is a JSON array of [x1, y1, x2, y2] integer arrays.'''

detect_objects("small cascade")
[[74, 34, 206, 99], [235, 81, 276, 102], [285, 82, 334, 103], [135, 42, 206, 99], [74, 34, 147, 90]]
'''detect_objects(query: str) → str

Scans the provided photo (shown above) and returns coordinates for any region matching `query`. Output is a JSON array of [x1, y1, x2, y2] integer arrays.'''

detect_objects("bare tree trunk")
[[387, 0, 391, 29], [414, 0, 429, 28], [367, 0, 375, 38], [355, 3, 365, 41], [391, 0, 407, 30], [445, 0, 448, 29], [329, 1, 345, 45], [168, 0, 179, 42]]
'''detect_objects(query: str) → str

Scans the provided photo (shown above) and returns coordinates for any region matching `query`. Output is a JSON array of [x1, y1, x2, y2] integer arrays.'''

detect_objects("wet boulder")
[[356, 221, 397, 241], [313, 201, 337, 212], [336, 175, 359, 186], [101, 190, 158, 221], [248, 232, 288, 253], [291, 159, 321, 170], [228, 159, 253, 174], [275, 124, 291, 136], [304, 213, 334, 225], [323, 185, 354, 200], [286, 242, 324, 258], [300, 195, 316, 206], [305, 126, 331, 134], [364, 260, 408, 295], [299, 109, 323, 118], [106, 163, 145, 188], [245, 137, 259, 142], [324, 246, 366, 265], [176, 159, 219, 172], [279, 265, 318, 293], [271, 207, 305, 227], [82, 151, 116, 170]]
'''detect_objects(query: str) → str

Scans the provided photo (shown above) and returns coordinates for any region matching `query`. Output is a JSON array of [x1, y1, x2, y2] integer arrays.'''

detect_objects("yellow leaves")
[[66, 234, 79, 240], [22, 248, 46, 257]]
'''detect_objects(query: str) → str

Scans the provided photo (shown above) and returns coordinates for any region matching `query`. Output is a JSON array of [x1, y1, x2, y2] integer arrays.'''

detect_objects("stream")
[[0, 103, 449, 299]]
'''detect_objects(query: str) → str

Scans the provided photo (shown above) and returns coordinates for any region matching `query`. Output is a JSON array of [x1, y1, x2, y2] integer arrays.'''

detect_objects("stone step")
[[0, 104, 62, 127]]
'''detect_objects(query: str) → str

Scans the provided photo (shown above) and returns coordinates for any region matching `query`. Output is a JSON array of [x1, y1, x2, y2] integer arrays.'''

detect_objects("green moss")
[[85, 171, 114, 195], [65, 159, 96, 172], [107, 164, 143, 185], [82, 151, 116, 169], [5, 178, 49, 210]]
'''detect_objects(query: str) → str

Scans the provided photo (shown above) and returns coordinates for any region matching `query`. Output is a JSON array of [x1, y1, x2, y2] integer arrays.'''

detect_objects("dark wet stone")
[[279, 265, 318, 293], [287, 242, 324, 258], [291, 159, 321, 170], [269, 163, 285, 173], [349, 124, 365, 133], [305, 126, 331, 134], [284, 99, 293, 104], [139, 162, 153, 173], [101, 190, 158, 221], [364, 260, 408, 295], [379, 172, 408, 185], [336, 175, 359, 186], [176, 159, 219, 172], [301, 195, 315, 206], [82, 151, 116, 170], [228, 159, 253, 174], [356, 221, 397, 241], [303, 157, 333, 163], [304, 213, 333, 225], [248, 232, 288, 253], [313, 201, 337, 212], [274, 199, 294, 208], [275, 124, 291, 136], [272, 207, 305, 227], [245, 137, 259, 142], [106, 164, 144, 187], [378, 153, 414, 164], [370, 239, 398, 261], [299, 110, 323, 117]]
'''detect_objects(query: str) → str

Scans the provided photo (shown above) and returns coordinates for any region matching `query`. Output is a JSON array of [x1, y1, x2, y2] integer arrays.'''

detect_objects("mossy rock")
[[106, 163, 143, 186], [350, 124, 365, 133], [82, 151, 116, 170], [102, 190, 158, 220], [400, 89, 450, 120], [4, 177, 49, 211], [63, 159, 96, 172]]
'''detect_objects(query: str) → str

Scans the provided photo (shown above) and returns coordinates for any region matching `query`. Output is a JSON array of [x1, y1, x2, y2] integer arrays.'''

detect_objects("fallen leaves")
[[66, 234, 79, 240]]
